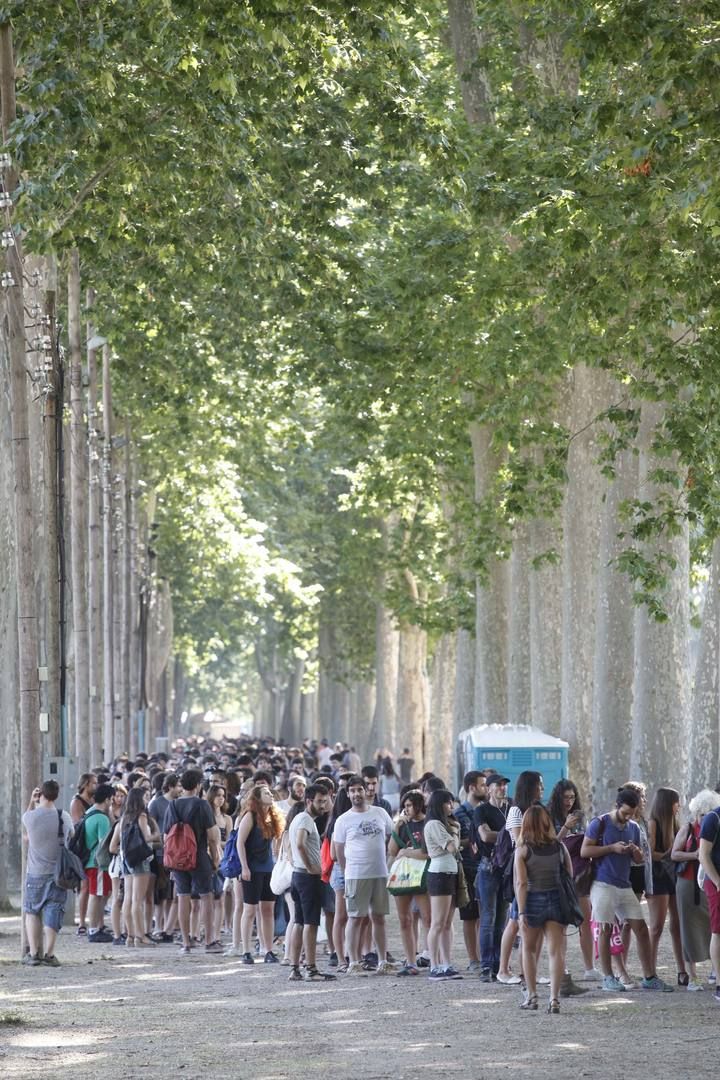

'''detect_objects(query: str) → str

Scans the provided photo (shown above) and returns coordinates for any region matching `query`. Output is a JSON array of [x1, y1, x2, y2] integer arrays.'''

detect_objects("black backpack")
[[67, 807, 101, 867]]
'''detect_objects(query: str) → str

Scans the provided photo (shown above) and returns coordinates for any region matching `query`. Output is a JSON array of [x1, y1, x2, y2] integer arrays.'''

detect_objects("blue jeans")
[[475, 860, 508, 972]]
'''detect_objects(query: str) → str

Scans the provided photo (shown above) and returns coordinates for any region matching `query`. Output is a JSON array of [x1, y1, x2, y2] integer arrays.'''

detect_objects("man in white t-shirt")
[[287, 784, 336, 983], [333, 776, 396, 975]]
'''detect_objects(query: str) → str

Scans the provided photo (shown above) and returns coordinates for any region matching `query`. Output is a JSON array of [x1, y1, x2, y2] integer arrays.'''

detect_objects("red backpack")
[[164, 820, 197, 871]]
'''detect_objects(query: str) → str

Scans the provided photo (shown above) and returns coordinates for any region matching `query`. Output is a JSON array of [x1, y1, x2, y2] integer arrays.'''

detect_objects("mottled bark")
[[591, 447, 637, 810], [470, 422, 509, 724], [527, 514, 562, 736], [429, 632, 456, 782], [630, 402, 690, 791], [560, 366, 607, 794], [507, 522, 532, 726], [688, 541, 720, 793]]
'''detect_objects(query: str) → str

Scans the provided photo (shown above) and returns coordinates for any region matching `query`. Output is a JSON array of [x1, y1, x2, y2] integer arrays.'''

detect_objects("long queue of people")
[[20, 737, 720, 1011]]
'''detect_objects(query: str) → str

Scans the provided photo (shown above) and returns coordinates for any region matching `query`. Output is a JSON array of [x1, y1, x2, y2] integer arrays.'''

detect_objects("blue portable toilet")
[[456, 724, 569, 795]]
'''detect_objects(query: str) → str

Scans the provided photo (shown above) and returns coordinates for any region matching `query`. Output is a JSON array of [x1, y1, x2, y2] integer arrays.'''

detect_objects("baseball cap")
[[485, 773, 510, 786]]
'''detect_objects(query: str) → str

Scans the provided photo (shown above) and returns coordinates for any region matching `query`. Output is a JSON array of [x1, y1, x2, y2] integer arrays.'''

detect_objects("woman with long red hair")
[[236, 785, 285, 964]]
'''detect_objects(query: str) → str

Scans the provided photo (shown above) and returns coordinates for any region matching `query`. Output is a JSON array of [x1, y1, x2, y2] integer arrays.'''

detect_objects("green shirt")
[[84, 809, 110, 869]]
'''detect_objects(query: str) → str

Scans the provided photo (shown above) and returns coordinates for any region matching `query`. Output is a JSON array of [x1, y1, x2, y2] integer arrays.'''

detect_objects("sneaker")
[[345, 962, 366, 976], [677, 971, 689, 987], [386, 951, 398, 964], [362, 951, 378, 971], [415, 954, 430, 969], [479, 969, 493, 983], [467, 960, 482, 974], [328, 952, 338, 968], [375, 960, 399, 975], [602, 975, 626, 992], [21, 953, 41, 967], [280, 956, 292, 966], [687, 981, 704, 992], [242, 952, 255, 965], [88, 928, 113, 943], [224, 946, 244, 957], [444, 967, 463, 980], [397, 963, 420, 976], [264, 951, 280, 964], [41, 954, 61, 968], [112, 937, 125, 947], [641, 975, 674, 992], [205, 941, 224, 955], [619, 976, 638, 990], [305, 967, 337, 982], [288, 966, 304, 982], [581, 968, 602, 981], [496, 972, 522, 985], [428, 967, 450, 981], [709, 971, 717, 985], [178, 945, 192, 955], [537, 976, 551, 986], [155, 932, 175, 944]]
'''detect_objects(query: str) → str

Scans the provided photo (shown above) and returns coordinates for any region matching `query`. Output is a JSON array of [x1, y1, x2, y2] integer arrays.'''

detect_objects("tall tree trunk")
[[366, 598, 399, 760], [42, 258, 62, 755], [559, 366, 606, 794], [689, 540, 720, 793], [101, 344, 114, 759], [527, 514, 562, 736], [0, 300, 21, 902], [86, 294, 103, 765], [507, 522, 532, 726], [429, 632, 456, 782], [68, 250, 90, 770], [452, 627, 475, 776], [470, 423, 509, 724], [118, 425, 132, 751], [630, 401, 691, 790], [395, 622, 429, 773], [1, 22, 41, 809], [280, 658, 304, 745], [591, 446, 637, 809]]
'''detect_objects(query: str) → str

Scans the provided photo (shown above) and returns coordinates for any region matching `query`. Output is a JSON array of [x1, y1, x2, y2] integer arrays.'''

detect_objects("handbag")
[[54, 811, 86, 891], [387, 822, 429, 896], [455, 856, 470, 908], [388, 855, 428, 895], [557, 845, 584, 927], [270, 855, 293, 895], [270, 831, 293, 894], [123, 820, 153, 869]]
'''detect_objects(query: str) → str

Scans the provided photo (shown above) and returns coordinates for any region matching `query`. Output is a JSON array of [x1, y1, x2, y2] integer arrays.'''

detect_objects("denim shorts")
[[525, 888, 564, 928], [330, 863, 345, 892], [24, 875, 67, 931]]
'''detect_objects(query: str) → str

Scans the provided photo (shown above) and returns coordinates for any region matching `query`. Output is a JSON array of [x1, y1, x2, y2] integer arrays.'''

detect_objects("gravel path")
[[0, 910, 716, 1078]]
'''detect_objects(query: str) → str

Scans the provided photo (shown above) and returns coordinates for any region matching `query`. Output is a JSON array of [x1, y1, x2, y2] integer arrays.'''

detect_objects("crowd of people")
[[20, 734, 720, 1011]]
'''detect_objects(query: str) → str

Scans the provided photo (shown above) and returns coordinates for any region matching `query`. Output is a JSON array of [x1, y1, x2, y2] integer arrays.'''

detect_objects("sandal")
[[547, 998, 560, 1014], [520, 992, 538, 1011]]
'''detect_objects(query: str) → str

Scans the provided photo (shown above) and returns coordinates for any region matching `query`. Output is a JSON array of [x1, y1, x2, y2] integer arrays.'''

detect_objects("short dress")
[[521, 841, 564, 928]]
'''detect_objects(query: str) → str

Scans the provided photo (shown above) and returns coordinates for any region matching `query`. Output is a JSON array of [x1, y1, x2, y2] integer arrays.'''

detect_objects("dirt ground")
[[0, 903, 716, 1080]]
